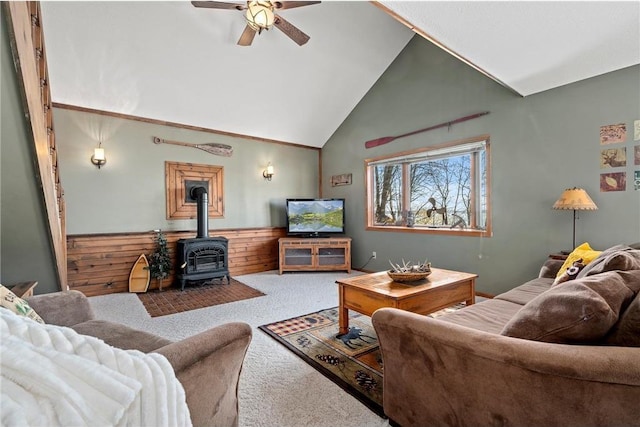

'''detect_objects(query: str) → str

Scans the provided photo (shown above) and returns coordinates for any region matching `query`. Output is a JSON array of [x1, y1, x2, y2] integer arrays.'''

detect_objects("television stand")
[[279, 237, 351, 274]]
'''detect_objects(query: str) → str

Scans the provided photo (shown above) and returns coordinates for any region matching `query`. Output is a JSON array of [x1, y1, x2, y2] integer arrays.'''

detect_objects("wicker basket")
[[387, 270, 431, 282]]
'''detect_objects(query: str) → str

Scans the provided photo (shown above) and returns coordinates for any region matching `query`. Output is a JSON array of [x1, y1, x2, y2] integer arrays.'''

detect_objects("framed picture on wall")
[[600, 172, 626, 192], [600, 148, 626, 168], [600, 123, 626, 145], [331, 173, 352, 187]]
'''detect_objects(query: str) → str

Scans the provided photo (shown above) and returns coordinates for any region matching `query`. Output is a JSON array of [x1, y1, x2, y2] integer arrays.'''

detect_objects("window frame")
[[365, 135, 492, 237]]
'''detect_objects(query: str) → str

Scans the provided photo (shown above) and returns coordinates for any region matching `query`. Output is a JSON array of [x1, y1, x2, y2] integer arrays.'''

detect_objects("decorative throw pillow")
[[0, 284, 44, 324], [552, 258, 586, 285], [555, 242, 601, 279], [501, 271, 635, 344]]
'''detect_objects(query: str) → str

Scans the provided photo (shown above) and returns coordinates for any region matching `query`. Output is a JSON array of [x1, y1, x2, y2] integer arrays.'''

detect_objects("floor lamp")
[[552, 187, 598, 251]]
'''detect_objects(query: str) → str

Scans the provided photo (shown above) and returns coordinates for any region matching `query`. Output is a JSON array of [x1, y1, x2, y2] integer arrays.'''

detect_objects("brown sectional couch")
[[25, 290, 252, 427], [372, 245, 640, 427]]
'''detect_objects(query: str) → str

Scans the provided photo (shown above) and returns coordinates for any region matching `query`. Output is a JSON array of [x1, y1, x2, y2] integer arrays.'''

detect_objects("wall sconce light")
[[91, 142, 107, 169], [263, 162, 274, 181]]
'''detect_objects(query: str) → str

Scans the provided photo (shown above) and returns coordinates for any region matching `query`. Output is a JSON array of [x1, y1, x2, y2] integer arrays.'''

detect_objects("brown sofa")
[[25, 290, 252, 427], [372, 244, 640, 427]]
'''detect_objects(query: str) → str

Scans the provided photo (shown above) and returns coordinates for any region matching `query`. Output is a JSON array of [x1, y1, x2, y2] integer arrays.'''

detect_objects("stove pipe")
[[191, 186, 208, 238]]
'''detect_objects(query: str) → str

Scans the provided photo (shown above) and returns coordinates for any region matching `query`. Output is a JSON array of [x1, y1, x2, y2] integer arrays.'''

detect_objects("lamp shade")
[[263, 162, 274, 180], [552, 187, 598, 211], [91, 142, 107, 168], [93, 147, 106, 161]]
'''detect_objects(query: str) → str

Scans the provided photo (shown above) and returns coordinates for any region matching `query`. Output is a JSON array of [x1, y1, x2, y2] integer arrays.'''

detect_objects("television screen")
[[286, 199, 345, 237]]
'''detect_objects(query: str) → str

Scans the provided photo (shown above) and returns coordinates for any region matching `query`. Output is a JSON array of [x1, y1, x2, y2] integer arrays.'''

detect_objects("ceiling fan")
[[192, 1, 320, 46]]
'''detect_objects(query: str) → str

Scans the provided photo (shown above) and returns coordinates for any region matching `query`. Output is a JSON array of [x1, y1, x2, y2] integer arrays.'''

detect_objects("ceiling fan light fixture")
[[246, 1, 275, 31]]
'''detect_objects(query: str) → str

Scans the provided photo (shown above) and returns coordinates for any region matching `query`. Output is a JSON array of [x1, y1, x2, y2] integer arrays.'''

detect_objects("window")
[[366, 136, 491, 236]]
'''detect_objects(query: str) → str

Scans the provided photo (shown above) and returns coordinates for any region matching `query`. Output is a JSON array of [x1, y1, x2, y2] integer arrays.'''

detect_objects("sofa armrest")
[[25, 290, 95, 326], [154, 322, 252, 427], [539, 258, 564, 278], [372, 308, 640, 427]]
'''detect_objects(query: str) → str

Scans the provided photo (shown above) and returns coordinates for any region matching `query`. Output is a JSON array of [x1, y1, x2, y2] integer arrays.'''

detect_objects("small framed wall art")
[[600, 123, 626, 145], [331, 173, 352, 187], [599, 172, 626, 192]]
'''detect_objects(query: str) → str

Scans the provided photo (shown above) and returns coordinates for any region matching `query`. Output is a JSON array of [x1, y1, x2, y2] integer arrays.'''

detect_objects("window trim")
[[364, 135, 492, 237]]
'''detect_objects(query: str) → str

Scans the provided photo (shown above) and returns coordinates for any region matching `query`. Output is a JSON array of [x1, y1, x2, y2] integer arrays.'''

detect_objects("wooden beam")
[[5, 1, 67, 288], [53, 103, 321, 151]]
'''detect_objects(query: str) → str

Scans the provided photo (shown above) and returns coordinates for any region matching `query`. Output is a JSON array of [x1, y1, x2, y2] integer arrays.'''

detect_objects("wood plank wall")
[[67, 227, 286, 296]]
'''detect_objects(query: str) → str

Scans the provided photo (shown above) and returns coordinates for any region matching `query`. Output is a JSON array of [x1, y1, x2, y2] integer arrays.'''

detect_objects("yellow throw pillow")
[[556, 242, 602, 278], [0, 284, 44, 324]]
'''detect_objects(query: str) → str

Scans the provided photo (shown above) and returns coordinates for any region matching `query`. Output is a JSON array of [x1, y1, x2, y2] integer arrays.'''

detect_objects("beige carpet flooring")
[[88, 270, 390, 427]]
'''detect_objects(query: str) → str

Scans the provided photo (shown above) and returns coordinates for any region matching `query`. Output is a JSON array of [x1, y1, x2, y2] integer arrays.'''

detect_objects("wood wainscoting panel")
[[67, 227, 286, 296]]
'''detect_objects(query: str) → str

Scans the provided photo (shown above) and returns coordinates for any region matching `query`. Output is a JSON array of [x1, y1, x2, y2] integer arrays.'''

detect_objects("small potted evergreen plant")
[[148, 230, 172, 291]]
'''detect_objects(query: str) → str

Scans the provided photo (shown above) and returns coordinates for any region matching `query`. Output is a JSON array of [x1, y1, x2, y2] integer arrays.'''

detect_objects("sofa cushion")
[[72, 319, 173, 352], [605, 290, 640, 347], [500, 270, 636, 344], [495, 277, 553, 306], [437, 299, 524, 334], [555, 242, 601, 279], [577, 244, 640, 278], [0, 285, 44, 324]]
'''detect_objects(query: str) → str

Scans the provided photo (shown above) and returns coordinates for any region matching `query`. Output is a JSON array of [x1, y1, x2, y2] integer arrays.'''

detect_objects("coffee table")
[[336, 268, 477, 335]]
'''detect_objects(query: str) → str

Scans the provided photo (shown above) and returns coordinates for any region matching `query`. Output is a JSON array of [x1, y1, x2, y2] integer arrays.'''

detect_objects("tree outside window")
[[366, 136, 491, 236]]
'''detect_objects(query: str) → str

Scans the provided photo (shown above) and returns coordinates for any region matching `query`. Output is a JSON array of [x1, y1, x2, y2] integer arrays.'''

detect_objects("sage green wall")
[[1, 9, 59, 294], [53, 108, 319, 234], [322, 36, 640, 295]]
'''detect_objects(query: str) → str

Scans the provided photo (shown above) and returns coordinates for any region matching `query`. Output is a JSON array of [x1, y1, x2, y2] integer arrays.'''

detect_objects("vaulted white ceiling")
[[40, 1, 640, 148], [380, 1, 640, 97]]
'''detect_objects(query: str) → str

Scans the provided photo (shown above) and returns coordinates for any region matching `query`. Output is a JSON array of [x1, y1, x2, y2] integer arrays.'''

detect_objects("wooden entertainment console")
[[278, 237, 351, 274]]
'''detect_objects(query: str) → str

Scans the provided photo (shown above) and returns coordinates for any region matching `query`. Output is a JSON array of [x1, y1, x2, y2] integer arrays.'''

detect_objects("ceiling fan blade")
[[191, 1, 246, 10], [273, 14, 310, 46], [274, 1, 321, 10], [237, 25, 257, 46]]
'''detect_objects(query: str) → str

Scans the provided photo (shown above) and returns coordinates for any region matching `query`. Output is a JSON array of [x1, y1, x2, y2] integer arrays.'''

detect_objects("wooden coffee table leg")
[[338, 306, 349, 336], [466, 278, 476, 305], [337, 284, 349, 336]]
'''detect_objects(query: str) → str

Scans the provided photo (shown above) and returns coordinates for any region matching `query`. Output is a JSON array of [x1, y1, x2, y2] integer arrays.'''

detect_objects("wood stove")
[[176, 186, 229, 290]]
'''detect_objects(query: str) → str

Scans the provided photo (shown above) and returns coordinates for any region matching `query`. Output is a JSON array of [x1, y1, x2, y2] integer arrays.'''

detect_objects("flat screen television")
[[286, 198, 345, 237]]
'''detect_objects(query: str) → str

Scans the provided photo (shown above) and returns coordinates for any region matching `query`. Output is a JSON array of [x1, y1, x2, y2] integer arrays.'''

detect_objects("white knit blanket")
[[0, 308, 192, 427]]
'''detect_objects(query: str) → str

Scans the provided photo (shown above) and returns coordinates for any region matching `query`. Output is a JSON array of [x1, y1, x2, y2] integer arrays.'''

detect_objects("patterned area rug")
[[138, 278, 265, 317], [259, 304, 463, 417]]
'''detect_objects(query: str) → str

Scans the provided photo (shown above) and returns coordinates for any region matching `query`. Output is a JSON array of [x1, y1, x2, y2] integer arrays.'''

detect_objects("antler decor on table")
[[364, 111, 490, 149], [152, 136, 233, 157], [387, 259, 432, 282], [388, 259, 431, 273]]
